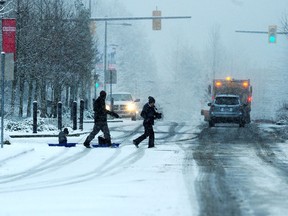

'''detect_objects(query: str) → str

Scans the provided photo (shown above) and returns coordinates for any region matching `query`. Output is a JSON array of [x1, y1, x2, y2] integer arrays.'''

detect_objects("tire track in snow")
[[0, 148, 89, 184], [0, 147, 146, 193], [0, 124, 147, 192]]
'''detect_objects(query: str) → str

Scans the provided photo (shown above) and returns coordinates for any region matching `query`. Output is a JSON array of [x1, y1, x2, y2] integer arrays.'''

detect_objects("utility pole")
[[89, 0, 91, 17], [104, 21, 107, 92], [0, 0, 5, 148]]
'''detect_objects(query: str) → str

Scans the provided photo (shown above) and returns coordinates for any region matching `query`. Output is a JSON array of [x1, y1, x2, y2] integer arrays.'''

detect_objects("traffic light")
[[268, 25, 277, 43], [94, 73, 100, 88], [152, 9, 161, 30]]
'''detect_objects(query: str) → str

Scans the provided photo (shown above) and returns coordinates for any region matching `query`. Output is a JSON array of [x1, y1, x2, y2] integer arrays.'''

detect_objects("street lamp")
[[103, 22, 132, 91], [103, 21, 131, 111]]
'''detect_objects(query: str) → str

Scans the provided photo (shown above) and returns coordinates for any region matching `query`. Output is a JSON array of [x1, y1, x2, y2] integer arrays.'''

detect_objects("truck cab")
[[106, 92, 140, 121]]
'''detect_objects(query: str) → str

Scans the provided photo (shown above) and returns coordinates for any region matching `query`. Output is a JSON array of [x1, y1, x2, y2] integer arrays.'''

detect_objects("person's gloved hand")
[[112, 112, 120, 118], [155, 113, 162, 119]]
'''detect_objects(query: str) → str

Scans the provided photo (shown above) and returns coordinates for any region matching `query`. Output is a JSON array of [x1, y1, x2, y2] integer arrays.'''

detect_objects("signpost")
[[105, 69, 117, 84], [2, 18, 16, 57], [1, 53, 4, 148], [1, 18, 16, 148]]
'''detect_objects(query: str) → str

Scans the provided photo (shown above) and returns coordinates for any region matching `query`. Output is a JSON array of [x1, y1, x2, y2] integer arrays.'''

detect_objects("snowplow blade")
[[201, 109, 210, 121]]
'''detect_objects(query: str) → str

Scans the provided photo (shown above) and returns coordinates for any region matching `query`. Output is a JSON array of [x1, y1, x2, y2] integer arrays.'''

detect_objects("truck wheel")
[[246, 114, 251, 124], [209, 120, 214, 127], [239, 122, 245, 127]]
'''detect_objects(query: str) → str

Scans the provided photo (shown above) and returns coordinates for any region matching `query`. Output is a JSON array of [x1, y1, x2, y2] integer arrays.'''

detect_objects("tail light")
[[210, 105, 215, 112], [247, 96, 252, 103]]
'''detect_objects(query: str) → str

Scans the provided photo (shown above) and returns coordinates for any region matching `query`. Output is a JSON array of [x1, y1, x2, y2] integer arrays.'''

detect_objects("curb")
[[9, 131, 89, 138]]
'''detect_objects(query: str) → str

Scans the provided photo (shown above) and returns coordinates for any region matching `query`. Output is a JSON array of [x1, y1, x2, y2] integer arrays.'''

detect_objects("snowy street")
[[0, 120, 199, 216], [1, 120, 288, 215]]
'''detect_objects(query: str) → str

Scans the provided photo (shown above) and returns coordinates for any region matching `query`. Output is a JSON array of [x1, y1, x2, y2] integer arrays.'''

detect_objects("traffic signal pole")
[[236, 30, 287, 34], [235, 27, 288, 44], [89, 16, 191, 21]]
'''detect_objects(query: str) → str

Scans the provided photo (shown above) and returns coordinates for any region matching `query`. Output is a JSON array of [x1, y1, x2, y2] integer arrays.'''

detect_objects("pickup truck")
[[106, 92, 140, 121]]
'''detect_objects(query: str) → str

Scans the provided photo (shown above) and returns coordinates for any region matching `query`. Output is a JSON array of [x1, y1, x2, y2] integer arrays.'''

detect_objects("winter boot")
[[133, 140, 139, 148], [83, 142, 91, 148]]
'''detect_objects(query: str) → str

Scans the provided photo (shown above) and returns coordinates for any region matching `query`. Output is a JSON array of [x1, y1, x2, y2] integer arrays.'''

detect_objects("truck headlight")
[[126, 103, 136, 112]]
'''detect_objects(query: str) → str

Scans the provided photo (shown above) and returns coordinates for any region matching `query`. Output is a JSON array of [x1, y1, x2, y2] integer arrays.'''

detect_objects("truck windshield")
[[108, 94, 133, 101], [215, 97, 239, 105]]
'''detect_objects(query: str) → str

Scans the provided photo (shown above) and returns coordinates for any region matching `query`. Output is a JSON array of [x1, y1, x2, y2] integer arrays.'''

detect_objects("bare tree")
[[6, 0, 96, 118], [282, 14, 288, 33]]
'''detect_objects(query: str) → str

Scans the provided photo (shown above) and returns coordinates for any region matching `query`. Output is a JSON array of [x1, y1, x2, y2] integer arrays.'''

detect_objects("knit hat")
[[63, 128, 69, 135], [100, 90, 106, 97], [148, 96, 155, 104]]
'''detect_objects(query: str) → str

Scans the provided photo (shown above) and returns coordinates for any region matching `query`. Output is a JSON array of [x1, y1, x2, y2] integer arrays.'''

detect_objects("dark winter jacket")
[[140, 103, 159, 125], [93, 95, 118, 122], [94, 96, 109, 122], [58, 131, 67, 144]]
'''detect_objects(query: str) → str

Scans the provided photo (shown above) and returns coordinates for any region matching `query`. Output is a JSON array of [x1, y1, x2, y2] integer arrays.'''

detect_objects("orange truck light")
[[215, 81, 222, 87], [225, 76, 232, 81], [242, 82, 249, 88]]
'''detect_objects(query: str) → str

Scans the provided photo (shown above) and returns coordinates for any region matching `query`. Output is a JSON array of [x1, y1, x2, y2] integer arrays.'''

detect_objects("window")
[[215, 97, 239, 105], [108, 94, 133, 101]]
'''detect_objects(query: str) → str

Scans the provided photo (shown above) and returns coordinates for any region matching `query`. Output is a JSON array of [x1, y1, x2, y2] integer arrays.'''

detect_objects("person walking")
[[58, 128, 69, 144], [83, 90, 119, 148], [133, 96, 162, 148]]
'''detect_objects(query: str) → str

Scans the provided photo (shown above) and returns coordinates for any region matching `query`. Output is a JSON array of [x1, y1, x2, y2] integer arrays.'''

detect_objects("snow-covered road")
[[1, 120, 287, 216], [0, 120, 199, 216]]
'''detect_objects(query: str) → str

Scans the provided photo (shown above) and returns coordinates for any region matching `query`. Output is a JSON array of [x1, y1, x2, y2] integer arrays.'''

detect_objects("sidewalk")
[[9, 119, 124, 138]]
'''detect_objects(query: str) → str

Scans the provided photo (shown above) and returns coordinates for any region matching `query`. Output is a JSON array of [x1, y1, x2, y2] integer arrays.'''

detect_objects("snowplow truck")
[[201, 77, 252, 123]]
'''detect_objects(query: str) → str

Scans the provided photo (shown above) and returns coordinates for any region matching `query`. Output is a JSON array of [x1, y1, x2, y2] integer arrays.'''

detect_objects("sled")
[[48, 143, 77, 147], [90, 136, 120, 148], [91, 143, 120, 148]]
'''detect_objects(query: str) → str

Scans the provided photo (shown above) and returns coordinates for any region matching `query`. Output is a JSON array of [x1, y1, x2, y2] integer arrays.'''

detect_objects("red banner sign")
[[2, 19, 16, 56]]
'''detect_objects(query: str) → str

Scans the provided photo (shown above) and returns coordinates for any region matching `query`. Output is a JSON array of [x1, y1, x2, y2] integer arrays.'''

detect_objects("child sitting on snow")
[[58, 128, 69, 144]]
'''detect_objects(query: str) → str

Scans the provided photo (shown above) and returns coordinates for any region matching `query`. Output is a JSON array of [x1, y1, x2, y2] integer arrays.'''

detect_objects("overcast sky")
[[117, 0, 288, 68], [87, 0, 288, 74]]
